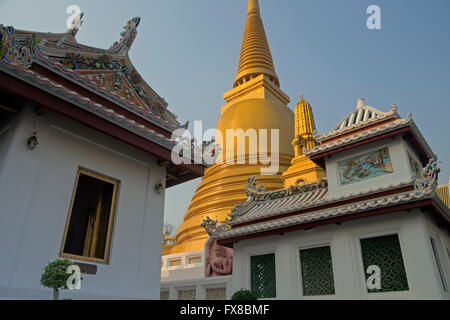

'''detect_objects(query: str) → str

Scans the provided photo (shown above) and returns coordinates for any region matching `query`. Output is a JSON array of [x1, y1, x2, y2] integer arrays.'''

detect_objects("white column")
[[332, 228, 359, 299], [275, 236, 293, 299], [196, 284, 206, 300]]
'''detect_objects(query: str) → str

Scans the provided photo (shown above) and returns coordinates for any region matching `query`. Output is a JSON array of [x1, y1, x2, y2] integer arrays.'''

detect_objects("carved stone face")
[[214, 246, 225, 258]]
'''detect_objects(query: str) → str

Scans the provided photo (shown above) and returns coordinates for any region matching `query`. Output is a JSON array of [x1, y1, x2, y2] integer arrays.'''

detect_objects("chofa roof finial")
[[66, 12, 84, 37]]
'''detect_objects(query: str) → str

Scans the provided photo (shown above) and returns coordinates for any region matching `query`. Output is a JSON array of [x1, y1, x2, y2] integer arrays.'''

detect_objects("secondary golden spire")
[[295, 93, 317, 151], [234, 0, 279, 88], [282, 93, 325, 187]]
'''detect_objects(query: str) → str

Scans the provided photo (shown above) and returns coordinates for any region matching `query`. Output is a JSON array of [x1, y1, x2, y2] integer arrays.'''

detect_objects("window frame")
[[249, 252, 277, 299], [429, 236, 449, 293], [59, 167, 120, 265], [355, 230, 410, 296], [297, 243, 336, 297], [245, 245, 277, 300]]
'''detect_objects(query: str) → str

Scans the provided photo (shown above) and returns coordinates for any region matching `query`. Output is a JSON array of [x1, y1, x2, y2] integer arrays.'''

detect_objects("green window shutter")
[[251, 253, 276, 298], [300, 246, 335, 296], [360, 234, 409, 293]]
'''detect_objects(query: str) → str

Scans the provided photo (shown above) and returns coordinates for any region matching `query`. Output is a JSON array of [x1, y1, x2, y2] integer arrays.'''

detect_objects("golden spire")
[[164, 0, 295, 255], [282, 93, 325, 187], [234, 0, 279, 88], [295, 93, 317, 144]]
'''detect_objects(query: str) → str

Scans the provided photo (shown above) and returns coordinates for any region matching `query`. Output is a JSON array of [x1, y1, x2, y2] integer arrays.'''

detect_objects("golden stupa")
[[164, 0, 322, 254], [282, 94, 326, 187]]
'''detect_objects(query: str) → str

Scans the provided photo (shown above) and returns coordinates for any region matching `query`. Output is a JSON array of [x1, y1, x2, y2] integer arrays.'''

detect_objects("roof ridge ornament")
[[66, 12, 84, 37], [356, 98, 366, 109], [244, 176, 328, 202], [245, 176, 267, 200], [109, 17, 141, 54], [201, 217, 229, 236], [414, 159, 440, 191]]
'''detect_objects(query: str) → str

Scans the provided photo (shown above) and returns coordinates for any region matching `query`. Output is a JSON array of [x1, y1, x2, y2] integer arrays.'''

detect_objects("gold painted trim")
[[59, 167, 120, 265], [0, 104, 18, 113]]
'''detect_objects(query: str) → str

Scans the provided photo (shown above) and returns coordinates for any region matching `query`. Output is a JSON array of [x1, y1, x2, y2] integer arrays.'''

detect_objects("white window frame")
[[351, 227, 412, 299], [243, 243, 278, 300], [296, 242, 337, 299]]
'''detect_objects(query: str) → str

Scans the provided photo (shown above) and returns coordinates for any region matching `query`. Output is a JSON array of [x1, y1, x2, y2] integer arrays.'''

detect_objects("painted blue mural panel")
[[338, 148, 393, 185]]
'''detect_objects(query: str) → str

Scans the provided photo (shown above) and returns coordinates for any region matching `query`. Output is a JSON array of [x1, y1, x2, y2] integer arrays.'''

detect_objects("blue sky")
[[1, 0, 449, 229]]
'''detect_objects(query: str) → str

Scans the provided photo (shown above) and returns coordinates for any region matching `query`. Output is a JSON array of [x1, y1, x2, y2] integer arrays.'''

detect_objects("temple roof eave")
[[212, 187, 449, 244], [32, 49, 177, 132]]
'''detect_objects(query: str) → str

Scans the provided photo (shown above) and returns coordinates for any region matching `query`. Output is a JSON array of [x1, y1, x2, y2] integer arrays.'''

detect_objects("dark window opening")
[[62, 170, 118, 262]]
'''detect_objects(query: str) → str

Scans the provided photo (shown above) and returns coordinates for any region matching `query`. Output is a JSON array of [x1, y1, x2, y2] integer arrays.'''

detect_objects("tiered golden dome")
[[165, 0, 295, 254]]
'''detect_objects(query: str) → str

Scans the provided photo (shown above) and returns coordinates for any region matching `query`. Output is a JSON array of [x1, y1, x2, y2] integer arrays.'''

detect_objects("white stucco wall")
[[231, 210, 450, 300], [0, 106, 167, 299], [161, 250, 205, 281], [0, 113, 19, 179], [161, 275, 232, 300]]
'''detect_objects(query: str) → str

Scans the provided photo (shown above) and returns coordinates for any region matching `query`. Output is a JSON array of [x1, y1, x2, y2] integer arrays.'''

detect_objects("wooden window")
[[60, 168, 119, 264]]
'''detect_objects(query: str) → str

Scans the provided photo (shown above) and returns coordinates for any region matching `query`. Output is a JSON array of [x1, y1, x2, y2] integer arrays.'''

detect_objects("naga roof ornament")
[[109, 17, 141, 54]]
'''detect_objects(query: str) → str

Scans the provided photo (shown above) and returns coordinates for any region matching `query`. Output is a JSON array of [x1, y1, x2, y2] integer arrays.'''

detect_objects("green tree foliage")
[[40, 259, 76, 300], [231, 289, 258, 300]]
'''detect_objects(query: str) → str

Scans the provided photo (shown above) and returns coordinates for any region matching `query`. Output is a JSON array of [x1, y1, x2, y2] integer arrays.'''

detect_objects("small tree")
[[40, 258, 79, 300], [163, 223, 175, 238], [231, 289, 258, 300]]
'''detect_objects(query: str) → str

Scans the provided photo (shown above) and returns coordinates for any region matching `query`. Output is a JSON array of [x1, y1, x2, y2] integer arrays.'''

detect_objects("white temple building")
[[0, 18, 204, 299], [206, 100, 450, 299]]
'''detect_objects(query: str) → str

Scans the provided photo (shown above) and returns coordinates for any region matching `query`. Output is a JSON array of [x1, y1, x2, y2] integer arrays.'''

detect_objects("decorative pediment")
[[0, 25, 32, 68]]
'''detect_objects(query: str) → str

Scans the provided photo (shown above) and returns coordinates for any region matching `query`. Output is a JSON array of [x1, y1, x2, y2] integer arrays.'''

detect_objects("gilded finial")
[[248, 0, 260, 16], [356, 98, 366, 109], [234, 0, 279, 88]]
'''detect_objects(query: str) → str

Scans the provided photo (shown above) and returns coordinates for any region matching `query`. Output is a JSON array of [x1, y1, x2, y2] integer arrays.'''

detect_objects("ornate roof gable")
[[0, 17, 179, 131], [317, 98, 400, 143]]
